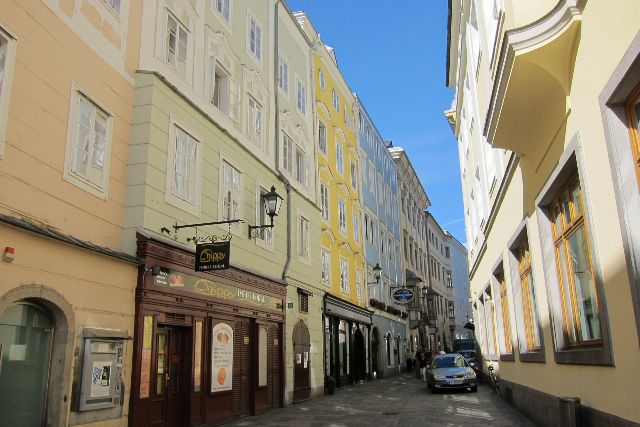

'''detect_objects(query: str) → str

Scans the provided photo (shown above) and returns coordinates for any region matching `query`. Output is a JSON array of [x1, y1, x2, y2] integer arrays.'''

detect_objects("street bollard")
[[559, 397, 581, 427]]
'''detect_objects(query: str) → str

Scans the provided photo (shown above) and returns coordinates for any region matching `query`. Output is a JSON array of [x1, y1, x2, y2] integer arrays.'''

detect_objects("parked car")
[[458, 350, 479, 375], [427, 353, 477, 393]]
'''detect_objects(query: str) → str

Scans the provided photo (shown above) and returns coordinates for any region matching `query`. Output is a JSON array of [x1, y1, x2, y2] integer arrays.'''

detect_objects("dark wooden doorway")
[[352, 328, 365, 382], [254, 322, 281, 414], [292, 320, 310, 402], [151, 325, 192, 427], [371, 328, 379, 378], [232, 318, 251, 418]]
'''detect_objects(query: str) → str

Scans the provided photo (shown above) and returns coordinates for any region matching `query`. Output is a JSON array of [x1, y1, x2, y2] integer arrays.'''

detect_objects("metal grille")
[[299, 293, 309, 313]]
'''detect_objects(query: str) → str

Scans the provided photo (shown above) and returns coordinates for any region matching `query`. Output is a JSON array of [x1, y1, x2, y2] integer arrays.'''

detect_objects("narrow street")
[[227, 374, 535, 427]]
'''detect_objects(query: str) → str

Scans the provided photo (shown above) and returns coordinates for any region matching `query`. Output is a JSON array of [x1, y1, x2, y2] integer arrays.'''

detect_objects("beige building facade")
[[447, 0, 640, 424], [0, 1, 142, 426]]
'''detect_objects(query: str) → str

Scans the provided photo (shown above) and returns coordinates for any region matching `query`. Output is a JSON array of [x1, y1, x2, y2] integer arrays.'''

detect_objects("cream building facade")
[[0, 1, 142, 426], [447, 0, 640, 424]]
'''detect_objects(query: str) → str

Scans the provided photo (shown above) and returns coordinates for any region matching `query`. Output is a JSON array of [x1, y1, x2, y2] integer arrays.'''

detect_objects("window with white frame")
[[318, 122, 327, 155], [336, 141, 344, 175], [340, 258, 349, 293], [0, 28, 15, 157], [282, 132, 293, 172], [338, 199, 347, 234], [353, 212, 360, 242], [350, 162, 358, 191], [104, 0, 121, 15], [247, 96, 262, 144], [368, 161, 375, 193], [214, 0, 230, 23], [295, 146, 306, 185], [319, 69, 325, 90], [320, 183, 329, 221], [170, 125, 199, 205], [247, 15, 261, 60], [210, 61, 230, 115], [165, 13, 188, 77], [356, 269, 363, 301], [296, 79, 306, 114], [298, 215, 309, 259], [222, 160, 242, 222], [332, 89, 339, 111], [321, 249, 331, 286], [65, 91, 112, 196], [278, 55, 288, 94], [257, 187, 273, 244]]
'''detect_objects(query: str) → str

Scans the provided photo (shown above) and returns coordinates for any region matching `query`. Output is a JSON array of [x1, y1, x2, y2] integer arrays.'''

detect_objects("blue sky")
[[287, 0, 466, 244]]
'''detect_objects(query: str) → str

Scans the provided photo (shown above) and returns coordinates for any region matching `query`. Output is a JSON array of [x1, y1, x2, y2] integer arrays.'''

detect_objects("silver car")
[[427, 353, 477, 393]]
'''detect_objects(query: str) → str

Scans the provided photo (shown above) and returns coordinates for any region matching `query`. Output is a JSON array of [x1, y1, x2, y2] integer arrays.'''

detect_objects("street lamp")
[[248, 186, 284, 238], [366, 263, 382, 287]]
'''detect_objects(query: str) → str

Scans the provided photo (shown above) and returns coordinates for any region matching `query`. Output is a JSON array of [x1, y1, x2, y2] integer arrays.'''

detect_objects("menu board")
[[139, 316, 153, 398], [211, 323, 233, 392]]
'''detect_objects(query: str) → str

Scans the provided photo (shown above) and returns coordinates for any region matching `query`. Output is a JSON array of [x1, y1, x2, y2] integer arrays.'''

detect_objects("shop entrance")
[[151, 325, 192, 427], [371, 328, 379, 378], [352, 328, 366, 383], [0, 303, 53, 427], [292, 320, 310, 402]]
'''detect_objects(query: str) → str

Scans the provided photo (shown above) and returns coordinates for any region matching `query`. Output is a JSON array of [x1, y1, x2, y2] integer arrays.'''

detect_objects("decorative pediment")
[[281, 110, 305, 143], [352, 199, 363, 212], [339, 241, 354, 256], [348, 146, 360, 161], [336, 182, 349, 197], [321, 226, 337, 246], [318, 164, 334, 182], [334, 127, 347, 145], [167, 0, 195, 31], [243, 65, 268, 105], [207, 31, 235, 73], [316, 101, 332, 121]]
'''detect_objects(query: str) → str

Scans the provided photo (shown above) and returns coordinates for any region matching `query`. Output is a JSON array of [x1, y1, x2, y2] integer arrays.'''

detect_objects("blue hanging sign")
[[392, 288, 415, 305]]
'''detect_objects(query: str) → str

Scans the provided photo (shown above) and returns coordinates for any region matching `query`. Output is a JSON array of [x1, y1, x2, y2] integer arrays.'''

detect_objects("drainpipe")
[[273, 0, 292, 282]]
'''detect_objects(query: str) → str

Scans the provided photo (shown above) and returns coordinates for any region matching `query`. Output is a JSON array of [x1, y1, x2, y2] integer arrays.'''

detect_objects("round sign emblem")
[[392, 288, 414, 305]]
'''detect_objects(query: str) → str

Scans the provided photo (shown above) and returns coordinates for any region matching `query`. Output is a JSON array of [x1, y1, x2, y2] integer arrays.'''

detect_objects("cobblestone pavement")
[[227, 373, 536, 427]]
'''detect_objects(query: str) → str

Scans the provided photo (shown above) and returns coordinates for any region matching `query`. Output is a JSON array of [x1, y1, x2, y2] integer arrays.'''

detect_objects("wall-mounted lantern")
[[248, 186, 283, 238]]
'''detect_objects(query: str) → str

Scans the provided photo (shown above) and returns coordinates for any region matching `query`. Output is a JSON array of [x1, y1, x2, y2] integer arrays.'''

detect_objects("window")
[[380, 231, 385, 254], [445, 247, 450, 259], [627, 88, 640, 188], [338, 199, 346, 234], [222, 160, 242, 221], [299, 292, 309, 313], [214, 0, 230, 22], [320, 183, 329, 221], [278, 56, 288, 93], [551, 176, 601, 345], [356, 269, 363, 301], [353, 213, 360, 242], [318, 69, 325, 90], [336, 141, 344, 175], [446, 272, 452, 287], [321, 249, 331, 286], [482, 289, 498, 356], [210, 62, 230, 115], [298, 215, 309, 259], [247, 97, 262, 144], [296, 79, 306, 114], [104, 0, 121, 15], [257, 187, 273, 244], [516, 241, 542, 351], [365, 214, 374, 244], [0, 28, 16, 157], [350, 162, 358, 190], [496, 270, 513, 354], [332, 89, 339, 111], [258, 327, 267, 386], [295, 147, 306, 185], [340, 258, 349, 293], [282, 132, 293, 172], [165, 13, 188, 77], [318, 122, 327, 155], [66, 92, 112, 195], [247, 15, 261, 60]]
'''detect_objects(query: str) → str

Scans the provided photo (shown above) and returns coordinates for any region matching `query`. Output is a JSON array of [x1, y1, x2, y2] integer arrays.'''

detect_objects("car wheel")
[[430, 386, 438, 394], [471, 385, 477, 392]]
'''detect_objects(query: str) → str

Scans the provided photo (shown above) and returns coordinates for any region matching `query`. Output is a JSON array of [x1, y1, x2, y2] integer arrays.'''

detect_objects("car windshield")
[[434, 356, 467, 369]]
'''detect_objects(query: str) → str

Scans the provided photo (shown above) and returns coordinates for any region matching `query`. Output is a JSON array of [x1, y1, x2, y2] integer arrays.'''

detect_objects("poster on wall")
[[139, 316, 153, 398], [91, 361, 112, 397], [211, 323, 233, 392]]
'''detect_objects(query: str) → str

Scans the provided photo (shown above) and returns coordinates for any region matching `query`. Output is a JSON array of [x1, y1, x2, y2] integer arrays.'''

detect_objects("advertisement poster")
[[211, 323, 233, 392], [91, 361, 112, 397], [139, 315, 153, 398]]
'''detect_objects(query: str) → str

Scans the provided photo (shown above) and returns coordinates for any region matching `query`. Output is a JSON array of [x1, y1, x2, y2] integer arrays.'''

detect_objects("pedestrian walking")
[[419, 352, 428, 382], [406, 355, 413, 373]]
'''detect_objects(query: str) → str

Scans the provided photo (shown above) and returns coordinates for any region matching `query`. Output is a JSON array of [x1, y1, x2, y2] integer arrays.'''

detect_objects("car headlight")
[[464, 370, 476, 379], [433, 374, 445, 380]]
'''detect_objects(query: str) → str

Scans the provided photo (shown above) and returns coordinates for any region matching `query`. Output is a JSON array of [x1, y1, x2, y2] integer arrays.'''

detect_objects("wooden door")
[[232, 318, 251, 417], [151, 327, 191, 427], [293, 320, 310, 402], [267, 323, 281, 408]]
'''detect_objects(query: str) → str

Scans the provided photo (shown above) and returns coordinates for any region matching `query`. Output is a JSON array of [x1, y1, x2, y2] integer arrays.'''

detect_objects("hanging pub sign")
[[392, 288, 415, 305], [195, 241, 230, 271]]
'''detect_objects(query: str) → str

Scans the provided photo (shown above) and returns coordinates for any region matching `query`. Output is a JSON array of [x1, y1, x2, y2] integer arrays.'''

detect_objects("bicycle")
[[486, 364, 499, 393]]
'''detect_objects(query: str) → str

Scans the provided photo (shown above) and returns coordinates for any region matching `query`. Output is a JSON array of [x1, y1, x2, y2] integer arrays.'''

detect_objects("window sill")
[[500, 353, 515, 362], [554, 346, 613, 366], [518, 350, 546, 363]]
